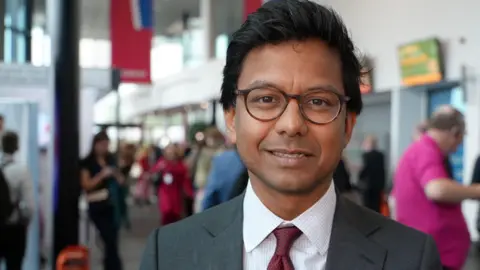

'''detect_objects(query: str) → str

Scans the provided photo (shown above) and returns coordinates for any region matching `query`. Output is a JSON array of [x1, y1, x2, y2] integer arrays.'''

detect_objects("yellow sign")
[[399, 39, 443, 86]]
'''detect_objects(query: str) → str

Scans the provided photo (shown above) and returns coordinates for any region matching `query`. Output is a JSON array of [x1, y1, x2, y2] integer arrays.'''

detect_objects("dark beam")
[[51, 0, 81, 266]]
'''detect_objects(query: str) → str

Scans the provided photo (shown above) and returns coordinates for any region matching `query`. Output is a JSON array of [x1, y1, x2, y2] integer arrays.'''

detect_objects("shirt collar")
[[243, 179, 336, 254], [422, 134, 444, 156]]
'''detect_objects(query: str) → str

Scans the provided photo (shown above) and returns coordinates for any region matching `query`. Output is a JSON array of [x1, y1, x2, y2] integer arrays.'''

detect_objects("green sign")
[[399, 38, 443, 86]]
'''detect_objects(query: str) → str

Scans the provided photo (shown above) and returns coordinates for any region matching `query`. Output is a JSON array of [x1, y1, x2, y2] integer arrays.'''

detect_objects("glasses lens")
[[246, 88, 286, 120], [301, 91, 341, 123]]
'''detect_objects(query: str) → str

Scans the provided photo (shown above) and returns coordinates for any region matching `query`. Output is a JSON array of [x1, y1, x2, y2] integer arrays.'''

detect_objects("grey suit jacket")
[[140, 194, 442, 270]]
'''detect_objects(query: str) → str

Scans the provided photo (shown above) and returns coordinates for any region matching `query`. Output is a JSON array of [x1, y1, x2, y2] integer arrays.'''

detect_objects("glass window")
[[4, 28, 13, 63], [80, 39, 111, 68], [95, 40, 111, 68], [15, 33, 26, 62], [4, 13, 12, 27], [80, 39, 95, 67], [42, 35, 51, 66], [31, 27, 44, 66], [215, 34, 228, 59], [15, 1, 27, 31], [4, 0, 31, 63], [151, 41, 183, 81]]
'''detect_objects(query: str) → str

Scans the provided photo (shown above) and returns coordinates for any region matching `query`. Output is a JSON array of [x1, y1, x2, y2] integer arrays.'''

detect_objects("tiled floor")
[[89, 205, 480, 270]]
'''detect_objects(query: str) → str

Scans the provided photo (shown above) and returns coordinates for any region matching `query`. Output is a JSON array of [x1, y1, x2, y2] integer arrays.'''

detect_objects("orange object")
[[380, 192, 390, 217], [56, 245, 89, 270]]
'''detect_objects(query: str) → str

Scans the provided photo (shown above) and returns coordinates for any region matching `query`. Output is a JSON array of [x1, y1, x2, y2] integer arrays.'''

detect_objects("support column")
[[49, 0, 81, 265], [200, 0, 215, 60]]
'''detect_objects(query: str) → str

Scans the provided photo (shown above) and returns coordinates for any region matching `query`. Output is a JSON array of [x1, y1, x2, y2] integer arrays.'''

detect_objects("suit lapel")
[[326, 196, 386, 270], [200, 196, 244, 270]]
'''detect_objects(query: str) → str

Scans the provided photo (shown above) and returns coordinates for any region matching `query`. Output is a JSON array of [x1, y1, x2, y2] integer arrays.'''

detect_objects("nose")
[[274, 100, 308, 137]]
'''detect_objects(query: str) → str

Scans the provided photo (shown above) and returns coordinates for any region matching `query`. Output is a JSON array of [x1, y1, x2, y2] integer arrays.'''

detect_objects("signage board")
[[399, 38, 443, 86]]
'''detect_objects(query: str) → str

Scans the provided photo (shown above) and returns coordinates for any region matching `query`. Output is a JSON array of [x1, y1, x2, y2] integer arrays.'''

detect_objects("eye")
[[308, 99, 326, 106], [258, 96, 275, 103], [250, 95, 279, 104], [307, 98, 330, 106]]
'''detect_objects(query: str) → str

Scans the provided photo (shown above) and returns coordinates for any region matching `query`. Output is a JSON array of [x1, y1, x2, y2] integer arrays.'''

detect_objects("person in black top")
[[80, 132, 123, 270], [359, 135, 386, 213]]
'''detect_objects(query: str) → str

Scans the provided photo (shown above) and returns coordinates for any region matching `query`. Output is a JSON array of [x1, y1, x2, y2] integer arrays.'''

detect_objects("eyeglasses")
[[235, 88, 350, 124]]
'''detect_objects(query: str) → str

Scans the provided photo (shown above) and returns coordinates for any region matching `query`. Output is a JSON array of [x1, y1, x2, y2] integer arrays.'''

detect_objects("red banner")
[[243, 0, 263, 21], [110, 0, 153, 84]]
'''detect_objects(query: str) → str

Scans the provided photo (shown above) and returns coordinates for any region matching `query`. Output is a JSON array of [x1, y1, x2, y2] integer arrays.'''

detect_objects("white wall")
[[326, 0, 480, 240], [327, 0, 480, 91]]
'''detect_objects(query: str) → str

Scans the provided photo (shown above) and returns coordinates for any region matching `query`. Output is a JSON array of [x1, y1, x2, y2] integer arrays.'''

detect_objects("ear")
[[344, 112, 357, 148], [224, 107, 237, 144]]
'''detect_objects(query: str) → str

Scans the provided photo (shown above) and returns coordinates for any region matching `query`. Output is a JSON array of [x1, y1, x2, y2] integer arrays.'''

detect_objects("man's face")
[[225, 40, 357, 195], [446, 127, 465, 154]]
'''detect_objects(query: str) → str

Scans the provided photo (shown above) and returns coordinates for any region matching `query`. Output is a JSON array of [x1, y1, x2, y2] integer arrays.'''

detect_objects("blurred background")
[[0, 0, 479, 269]]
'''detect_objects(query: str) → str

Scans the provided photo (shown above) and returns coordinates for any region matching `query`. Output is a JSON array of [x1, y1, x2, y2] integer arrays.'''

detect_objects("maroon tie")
[[267, 226, 303, 270]]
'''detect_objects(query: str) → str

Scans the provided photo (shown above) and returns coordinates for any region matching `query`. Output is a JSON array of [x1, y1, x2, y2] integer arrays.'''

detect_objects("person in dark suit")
[[333, 158, 353, 194], [359, 135, 386, 212], [140, 1, 442, 269]]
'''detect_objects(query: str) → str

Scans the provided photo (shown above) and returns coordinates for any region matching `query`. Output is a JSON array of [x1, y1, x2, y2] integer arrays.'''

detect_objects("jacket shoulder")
[[345, 198, 428, 240], [141, 198, 242, 269], [158, 195, 241, 248], [342, 198, 440, 267]]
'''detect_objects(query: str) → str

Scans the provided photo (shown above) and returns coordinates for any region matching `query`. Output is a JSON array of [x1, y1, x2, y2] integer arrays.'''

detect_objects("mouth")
[[267, 148, 314, 159]]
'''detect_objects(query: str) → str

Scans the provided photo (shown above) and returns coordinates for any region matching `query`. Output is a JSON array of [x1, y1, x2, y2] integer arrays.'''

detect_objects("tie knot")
[[272, 226, 302, 256]]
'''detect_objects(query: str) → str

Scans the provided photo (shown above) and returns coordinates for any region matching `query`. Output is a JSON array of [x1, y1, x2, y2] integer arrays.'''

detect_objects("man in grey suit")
[[140, 0, 442, 269]]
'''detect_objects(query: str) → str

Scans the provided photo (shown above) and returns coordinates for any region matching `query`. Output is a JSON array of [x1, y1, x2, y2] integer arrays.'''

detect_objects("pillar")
[[200, 0, 216, 60], [48, 0, 81, 265]]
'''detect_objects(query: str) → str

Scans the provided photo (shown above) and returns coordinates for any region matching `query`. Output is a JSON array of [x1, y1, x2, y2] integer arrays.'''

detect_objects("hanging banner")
[[244, 0, 278, 20], [110, 0, 153, 84]]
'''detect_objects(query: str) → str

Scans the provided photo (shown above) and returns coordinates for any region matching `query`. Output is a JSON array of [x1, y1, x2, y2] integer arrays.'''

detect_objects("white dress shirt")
[[243, 180, 336, 270]]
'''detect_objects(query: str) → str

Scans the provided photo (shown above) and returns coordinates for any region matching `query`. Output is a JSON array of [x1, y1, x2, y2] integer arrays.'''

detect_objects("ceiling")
[[33, 0, 242, 39]]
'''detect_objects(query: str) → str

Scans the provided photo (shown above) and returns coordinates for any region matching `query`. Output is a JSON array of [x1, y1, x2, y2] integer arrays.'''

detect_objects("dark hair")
[[2, 131, 18, 154], [220, 0, 363, 115], [86, 131, 110, 160], [0, 114, 4, 121]]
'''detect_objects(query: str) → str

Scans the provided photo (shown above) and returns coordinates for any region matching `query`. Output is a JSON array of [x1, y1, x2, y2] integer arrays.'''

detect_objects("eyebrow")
[[244, 80, 341, 94]]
